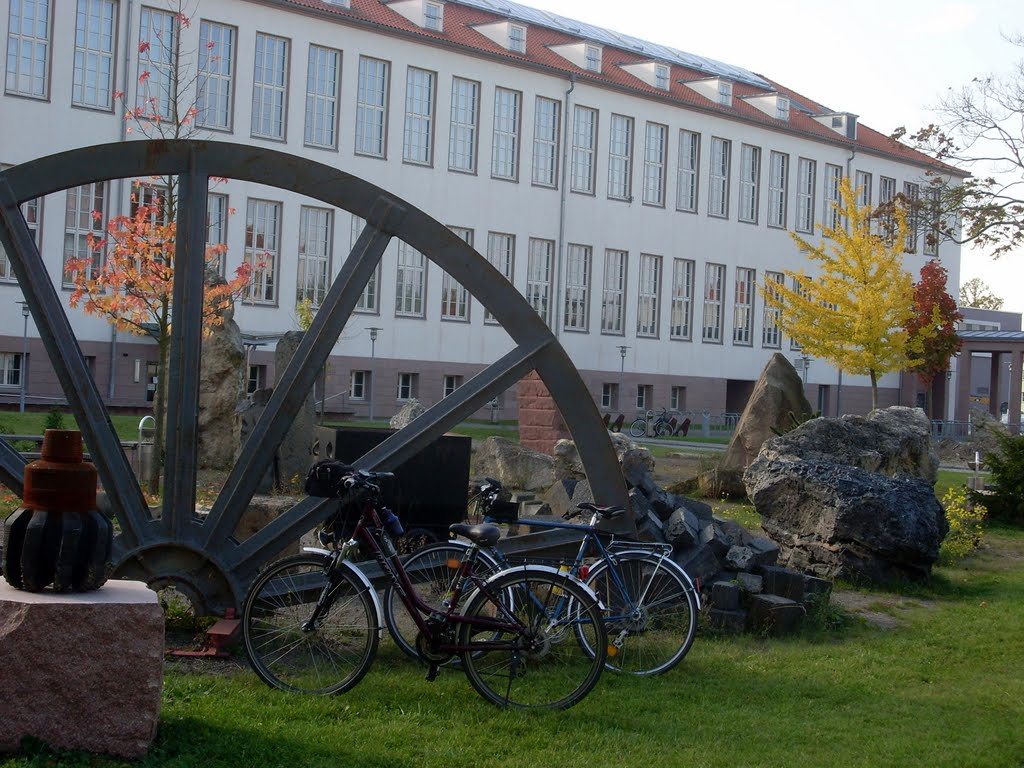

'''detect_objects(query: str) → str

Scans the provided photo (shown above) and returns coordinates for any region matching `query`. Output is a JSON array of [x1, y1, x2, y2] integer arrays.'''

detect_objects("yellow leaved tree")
[[762, 176, 914, 410]]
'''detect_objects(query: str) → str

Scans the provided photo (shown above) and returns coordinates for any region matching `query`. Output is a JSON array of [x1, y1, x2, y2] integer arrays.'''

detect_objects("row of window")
[[0, 179, 839, 347], [5, 2, 935, 247], [600, 382, 687, 413], [346, 370, 464, 402]]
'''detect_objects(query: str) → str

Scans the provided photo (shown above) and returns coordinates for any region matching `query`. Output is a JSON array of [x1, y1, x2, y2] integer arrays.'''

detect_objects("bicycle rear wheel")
[[242, 553, 379, 694], [382, 542, 502, 661], [629, 418, 647, 438], [459, 568, 606, 710], [584, 553, 697, 675]]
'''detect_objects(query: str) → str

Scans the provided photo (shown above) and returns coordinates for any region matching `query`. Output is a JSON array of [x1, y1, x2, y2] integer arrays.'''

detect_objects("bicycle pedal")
[[425, 663, 440, 682]]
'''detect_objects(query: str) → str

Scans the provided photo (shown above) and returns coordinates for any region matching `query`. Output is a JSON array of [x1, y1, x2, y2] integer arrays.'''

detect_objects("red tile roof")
[[275, 0, 966, 176]]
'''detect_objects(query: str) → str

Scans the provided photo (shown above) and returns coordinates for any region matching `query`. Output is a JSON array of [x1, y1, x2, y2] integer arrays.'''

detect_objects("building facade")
[[0, 0, 963, 421]]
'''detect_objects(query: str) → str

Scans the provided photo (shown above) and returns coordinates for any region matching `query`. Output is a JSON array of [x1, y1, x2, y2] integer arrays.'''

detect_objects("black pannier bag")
[[304, 460, 354, 498]]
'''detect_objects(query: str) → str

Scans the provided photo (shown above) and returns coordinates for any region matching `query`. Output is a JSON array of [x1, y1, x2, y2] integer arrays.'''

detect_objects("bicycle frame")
[[346, 500, 531, 654], [482, 512, 701, 613]]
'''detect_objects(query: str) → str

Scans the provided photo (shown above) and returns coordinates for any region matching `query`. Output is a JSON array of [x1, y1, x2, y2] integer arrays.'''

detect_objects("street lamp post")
[[368, 327, 382, 422], [19, 302, 30, 413], [617, 345, 630, 411], [794, 353, 811, 387]]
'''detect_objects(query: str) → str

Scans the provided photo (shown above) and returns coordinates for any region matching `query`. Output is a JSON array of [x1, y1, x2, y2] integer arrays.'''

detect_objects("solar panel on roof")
[[453, 0, 771, 88]]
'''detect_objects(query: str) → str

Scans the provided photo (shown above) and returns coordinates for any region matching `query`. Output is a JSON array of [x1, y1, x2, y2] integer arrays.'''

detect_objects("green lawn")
[[4, 526, 1020, 768], [0, 410, 144, 442]]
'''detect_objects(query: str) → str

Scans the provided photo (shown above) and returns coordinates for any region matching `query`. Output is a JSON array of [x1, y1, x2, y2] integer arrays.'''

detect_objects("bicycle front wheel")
[[459, 568, 607, 710], [629, 418, 647, 438], [242, 553, 379, 694], [382, 541, 501, 661], [584, 553, 697, 675]]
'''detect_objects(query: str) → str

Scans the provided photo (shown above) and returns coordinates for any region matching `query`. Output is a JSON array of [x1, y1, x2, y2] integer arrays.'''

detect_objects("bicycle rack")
[[0, 140, 627, 615]]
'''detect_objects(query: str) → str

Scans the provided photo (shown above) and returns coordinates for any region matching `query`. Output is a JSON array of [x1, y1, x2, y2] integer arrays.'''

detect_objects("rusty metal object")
[[3, 430, 112, 592], [0, 140, 626, 615]]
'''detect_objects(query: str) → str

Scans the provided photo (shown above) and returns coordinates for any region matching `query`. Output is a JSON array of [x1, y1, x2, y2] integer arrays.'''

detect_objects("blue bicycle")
[[383, 479, 700, 676]]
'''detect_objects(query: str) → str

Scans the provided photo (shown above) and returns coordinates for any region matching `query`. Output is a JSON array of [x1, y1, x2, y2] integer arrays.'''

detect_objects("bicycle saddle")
[[575, 503, 625, 519], [449, 522, 501, 546]]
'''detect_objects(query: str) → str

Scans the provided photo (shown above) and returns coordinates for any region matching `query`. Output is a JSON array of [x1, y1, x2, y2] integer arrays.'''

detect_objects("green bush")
[[940, 485, 986, 562], [44, 407, 66, 431], [973, 429, 1024, 525]]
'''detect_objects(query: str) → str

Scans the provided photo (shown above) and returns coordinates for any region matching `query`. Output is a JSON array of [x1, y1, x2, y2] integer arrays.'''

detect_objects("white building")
[[0, 0, 963, 421]]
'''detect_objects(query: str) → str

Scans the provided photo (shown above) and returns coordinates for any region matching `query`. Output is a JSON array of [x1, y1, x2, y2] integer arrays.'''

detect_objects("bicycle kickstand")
[[425, 662, 440, 682]]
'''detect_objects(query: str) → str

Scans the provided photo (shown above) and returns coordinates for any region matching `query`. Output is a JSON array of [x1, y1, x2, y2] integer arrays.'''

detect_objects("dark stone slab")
[[711, 581, 741, 611], [747, 593, 805, 635], [708, 608, 747, 634]]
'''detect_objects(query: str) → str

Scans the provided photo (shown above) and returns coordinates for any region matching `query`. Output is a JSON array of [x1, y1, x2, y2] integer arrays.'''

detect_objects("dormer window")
[[655, 64, 670, 91], [325, 0, 350, 6], [424, 1, 443, 31], [509, 24, 526, 53], [776, 96, 790, 121], [717, 80, 732, 106], [585, 45, 601, 72]]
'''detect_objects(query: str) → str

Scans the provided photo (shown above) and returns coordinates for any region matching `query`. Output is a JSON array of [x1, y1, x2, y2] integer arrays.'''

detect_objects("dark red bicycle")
[[241, 466, 608, 709]]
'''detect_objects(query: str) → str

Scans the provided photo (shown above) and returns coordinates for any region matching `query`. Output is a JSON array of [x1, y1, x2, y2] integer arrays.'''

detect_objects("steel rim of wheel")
[[459, 569, 606, 709], [0, 141, 627, 617], [243, 554, 378, 694], [585, 555, 697, 676]]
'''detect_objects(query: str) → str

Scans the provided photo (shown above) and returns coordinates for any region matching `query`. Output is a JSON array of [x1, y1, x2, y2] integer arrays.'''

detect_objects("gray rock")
[[745, 458, 948, 582], [749, 535, 781, 568], [711, 581, 741, 611], [725, 545, 756, 571], [635, 509, 667, 543], [711, 353, 814, 497], [621, 447, 656, 489], [752, 406, 939, 484], [673, 543, 721, 586], [390, 399, 427, 429], [664, 507, 699, 548], [761, 566, 808, 602], [708, 608, 747, 634], [473, 436, 556, 492], [198, 312, 244, 469], [699, 521, 731, 558], [747, 593, 805, 635], [275, 331, 316, 491], [714, 516, 753, 548], [735, 572, 763, 594]]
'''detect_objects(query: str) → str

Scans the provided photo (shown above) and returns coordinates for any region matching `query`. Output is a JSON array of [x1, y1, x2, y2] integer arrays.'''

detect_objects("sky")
[[520, 0, 1024, 313]]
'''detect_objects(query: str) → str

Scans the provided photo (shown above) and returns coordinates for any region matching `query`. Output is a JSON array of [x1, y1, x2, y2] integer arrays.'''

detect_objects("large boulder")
[[712, 353, 813, 496], [390, 399, 426, 429], [472, 437, 555, 492], [744, 407, 947, 582], [275, 331, 316, 490], [756, 406, 939, 483], [198, 312, 245, 469]]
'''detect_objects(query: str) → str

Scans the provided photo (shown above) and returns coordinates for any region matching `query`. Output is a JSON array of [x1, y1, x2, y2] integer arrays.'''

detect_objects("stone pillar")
[[957, 349, 972, 424], [1010, 350, 1023, 435], [989, 352, 1003, 418], [517, 371, 571, 455], [0, 579, 164, 758]]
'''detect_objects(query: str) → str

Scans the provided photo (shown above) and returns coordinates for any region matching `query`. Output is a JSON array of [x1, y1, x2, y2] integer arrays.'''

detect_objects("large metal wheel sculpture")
[[0, 140, 626, 615]]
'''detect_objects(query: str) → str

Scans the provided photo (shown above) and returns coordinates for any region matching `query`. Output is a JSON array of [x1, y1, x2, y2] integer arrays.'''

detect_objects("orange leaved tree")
[[65, 200, 252, 495]]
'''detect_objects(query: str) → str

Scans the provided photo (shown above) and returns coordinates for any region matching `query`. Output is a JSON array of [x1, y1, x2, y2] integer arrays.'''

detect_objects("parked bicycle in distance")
[[241, 463, 609, 710], [386, 478, 700, 676], [630, 407, 678, 438]]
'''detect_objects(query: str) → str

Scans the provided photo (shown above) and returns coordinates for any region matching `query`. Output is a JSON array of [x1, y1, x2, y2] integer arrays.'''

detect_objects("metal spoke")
[[162, 164, 210, 540], [200, 197, 406, 553]]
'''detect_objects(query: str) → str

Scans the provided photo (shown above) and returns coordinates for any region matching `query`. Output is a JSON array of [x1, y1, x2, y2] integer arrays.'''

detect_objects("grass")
[[5, 526, 1022, 768], [327, 419, 519, 442], [0, 410, 144, 442]]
